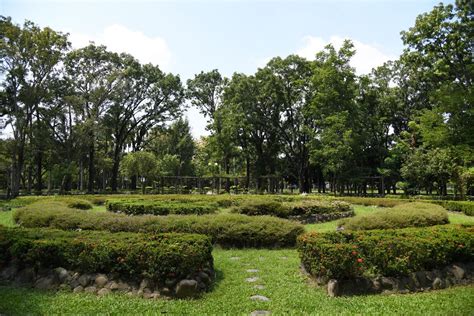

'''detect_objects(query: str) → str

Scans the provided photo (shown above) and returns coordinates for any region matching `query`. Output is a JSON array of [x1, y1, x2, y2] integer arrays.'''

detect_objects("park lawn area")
[[1, 248, 474, 315], [0, 210, 16, 227]]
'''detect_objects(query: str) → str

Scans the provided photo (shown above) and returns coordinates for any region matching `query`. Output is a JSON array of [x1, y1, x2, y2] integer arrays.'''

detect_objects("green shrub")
[[232, 199, 352, 218], [106, 199, 218, 215], [338, 202, 449, 230], [335, 197, 404, 208], [298, 225, 474, 279], [65, 198, 93, 210], [0, 226, 213, 283], [432, 201, 474, 216], [14, 201, 304, 248], [286, 200, 353, 216]]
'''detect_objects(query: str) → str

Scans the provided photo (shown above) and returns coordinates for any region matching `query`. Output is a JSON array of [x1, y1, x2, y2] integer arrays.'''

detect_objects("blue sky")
[[2, 0, 450, 136]]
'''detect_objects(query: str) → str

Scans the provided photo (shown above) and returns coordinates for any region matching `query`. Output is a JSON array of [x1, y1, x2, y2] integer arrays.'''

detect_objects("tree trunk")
[[87, 143, 95, 193], [35, 150, 43, 194]]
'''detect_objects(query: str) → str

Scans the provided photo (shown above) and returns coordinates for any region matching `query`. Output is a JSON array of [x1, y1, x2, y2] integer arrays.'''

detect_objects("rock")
[[250, 310, 271, 315], [97, 288, 111, 296], [380, 277, 397, 291], [108, 281, 119, 291], [230, 257, 240, 260], [73, 285, 84, 293], [246, 277, 259, 283], [95, 275, 108, 288], [115, 281, 130, 291], [14, 268, 36, 285], [84, 286, 97, 294], [160, 287, 172, 296], [78, 274, 92, 287], [250, 295, 270, 302], [246, 269, 259, 273], [54, 267, 69, 283], [198, 272, 211, 285], [327, 279, 339, 297], [414, 271, 430, 288], [0, 264, 19, 280], [254, 285, 265, 290], [35, 276, 57, 290], [140, 278, 152, 290], [449, 265, 465, 280], [175, 279, 198, 298], [149, 292, 160, 299], [432, 277, 445, 290]]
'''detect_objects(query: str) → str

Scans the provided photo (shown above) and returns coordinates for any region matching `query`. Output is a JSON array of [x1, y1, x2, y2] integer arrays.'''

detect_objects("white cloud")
[[69, 24, 172, 70], [297, 35, 396, 75]]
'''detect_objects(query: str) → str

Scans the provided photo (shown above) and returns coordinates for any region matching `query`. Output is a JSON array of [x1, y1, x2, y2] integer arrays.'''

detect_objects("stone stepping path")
[[253, 285, 265, 290], [245, 277, 259, 283], [250, 295, 270, 302], [246, 269, 259, 273], [230, 257, 241, 261], [250, 311, 271, 316]]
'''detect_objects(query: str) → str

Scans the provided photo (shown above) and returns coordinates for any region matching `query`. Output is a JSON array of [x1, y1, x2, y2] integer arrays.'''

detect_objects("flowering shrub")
[[297, 225, 474, 279], [0, 227, 213, 283]]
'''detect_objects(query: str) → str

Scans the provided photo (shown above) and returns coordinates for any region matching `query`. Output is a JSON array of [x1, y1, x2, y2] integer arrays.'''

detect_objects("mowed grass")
[[1, 248, 474, 315], [0, 210, 16, 227]]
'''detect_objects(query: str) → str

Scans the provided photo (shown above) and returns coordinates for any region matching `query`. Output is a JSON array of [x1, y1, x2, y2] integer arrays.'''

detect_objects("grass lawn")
[[1, 248, 473, 315]]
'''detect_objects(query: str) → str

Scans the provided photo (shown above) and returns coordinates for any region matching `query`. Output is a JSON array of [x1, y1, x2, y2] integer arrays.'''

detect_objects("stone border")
[[0, 261, 215, 299], [319, 262, 474, 297], [289, 210, 355, 224]]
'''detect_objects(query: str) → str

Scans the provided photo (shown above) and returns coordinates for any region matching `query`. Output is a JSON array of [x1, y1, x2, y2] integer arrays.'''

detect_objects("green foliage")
[[14, 201, 304, 248], [432, 201, 474, 217], [0, 226, 213, 283], [338, 202, 449, 230], [65, 198, 93, 210], [232, 199, 352, 218], [106, 199, 218, 215], [298, 225, 474, 279]]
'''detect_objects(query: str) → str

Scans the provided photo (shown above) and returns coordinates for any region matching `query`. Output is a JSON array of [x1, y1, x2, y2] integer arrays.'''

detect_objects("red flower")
[[351, 251, 357, 256], [357, 258, 363, 263]]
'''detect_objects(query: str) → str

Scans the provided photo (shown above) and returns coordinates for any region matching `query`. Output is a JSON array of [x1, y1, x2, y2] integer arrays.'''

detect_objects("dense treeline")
[[0, 1, 473, 197]]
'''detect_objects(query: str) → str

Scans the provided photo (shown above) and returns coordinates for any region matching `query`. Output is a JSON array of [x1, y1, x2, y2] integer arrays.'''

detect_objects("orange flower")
[[357, 258, 363, 263], [351, 251, 357, 256]]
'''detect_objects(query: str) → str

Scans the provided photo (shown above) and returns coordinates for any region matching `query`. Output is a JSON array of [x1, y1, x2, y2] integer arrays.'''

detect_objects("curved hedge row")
[[298, 225, 474, 280], [0, 226, 213, 284], [338, 202, 449, 230], [231, 199, 352, 219], [14, 202, 304, 248], [106, 199, 218, 215]]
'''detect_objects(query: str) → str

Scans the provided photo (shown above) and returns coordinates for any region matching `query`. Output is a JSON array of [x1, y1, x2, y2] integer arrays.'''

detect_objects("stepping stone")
[[254, 285, 265, 290], [258, 257, 266, 261], [250, 311, 271, 316], [246, 269, 259, 273], [279, 256, 288, 260], [230, 257, 241, 260], [250, 295, 270, 302], [245, 277, 259, 283]]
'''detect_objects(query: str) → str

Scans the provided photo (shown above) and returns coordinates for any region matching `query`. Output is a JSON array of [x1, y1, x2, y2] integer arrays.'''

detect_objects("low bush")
[[298, 225, 474, 279], [432, 201, 474, 216], [106, 199, 218, 215], [14, 201, 304, 248], [335, 197, 404, 208], [65, 198, 93, 210], [0, 226, 213, 283], [231, 199, 352, 218], [338, 202, 449, 230]]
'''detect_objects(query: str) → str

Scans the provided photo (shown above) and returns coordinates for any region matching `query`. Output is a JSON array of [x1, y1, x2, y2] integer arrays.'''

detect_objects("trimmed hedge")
[[14, 202, 304, 248], [65, 198, 93, 210], [298, 225, 474, 279], [231, 199, 352, 218], [106, 199, 218, 215], [0, 227, 213, 283], [338, 202, 449, 230], [432, 201, 474, 216]]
